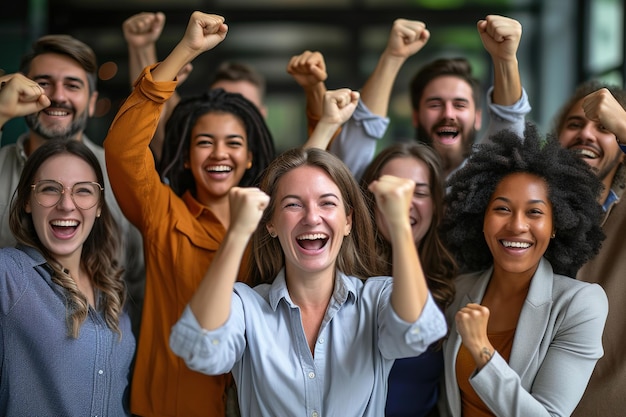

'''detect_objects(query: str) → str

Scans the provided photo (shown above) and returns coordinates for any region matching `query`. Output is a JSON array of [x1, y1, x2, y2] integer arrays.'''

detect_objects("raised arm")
[[0, 73, 50, 128], [361, 18, 429, 117], [188, 187, 269, 330], [368, 175, 428, 321], [152, 12, 227, 83], [287, 50, 328, 136], [478, 15, 523, 106], [303, 88, 359, 149], [123, 11, 194, 162]]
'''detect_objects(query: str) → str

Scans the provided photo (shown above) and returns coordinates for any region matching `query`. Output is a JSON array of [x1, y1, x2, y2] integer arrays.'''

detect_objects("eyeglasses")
[[31, 180, 103, 210]]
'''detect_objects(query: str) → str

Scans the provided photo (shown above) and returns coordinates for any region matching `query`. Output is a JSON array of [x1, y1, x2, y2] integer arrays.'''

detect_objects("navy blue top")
[[0, 245, 135, 416], [386, 345, 443, 417]]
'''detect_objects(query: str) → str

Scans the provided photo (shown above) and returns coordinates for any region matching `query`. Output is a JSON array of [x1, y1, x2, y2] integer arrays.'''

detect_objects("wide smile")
[[50, 219, 80, 238], [570, 147, 600, 159], [500, 239, 532, 250], [296, 232, 329, 253], [435, 127, 460, 145]]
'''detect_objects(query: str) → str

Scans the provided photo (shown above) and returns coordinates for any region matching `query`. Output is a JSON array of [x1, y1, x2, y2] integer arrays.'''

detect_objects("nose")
[[46, 81, 68, 103], [508, 212, 529, 233], [442, 101, 455, 120], [302, 205, 321, 225], [578, 121, 598, 143], [209, 142, 228, 159], [56, 189, 76, 211]]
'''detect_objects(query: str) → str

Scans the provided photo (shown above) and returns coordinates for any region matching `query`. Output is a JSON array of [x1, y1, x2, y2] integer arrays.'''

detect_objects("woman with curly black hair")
[[438, 123, 608, 417]]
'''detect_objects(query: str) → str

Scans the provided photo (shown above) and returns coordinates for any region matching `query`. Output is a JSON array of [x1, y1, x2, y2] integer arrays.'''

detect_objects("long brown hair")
[[248, 147, 383, 286], [9, 139, 126, 338], [361, 142, 457, 313]]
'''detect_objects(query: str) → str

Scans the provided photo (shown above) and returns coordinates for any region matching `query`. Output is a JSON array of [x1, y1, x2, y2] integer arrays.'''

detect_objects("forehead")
[[380, 156, 431, 184], [211, 80, 263, 108], [35, 154, 97, 183], [493, 172, 548, 199], [276, 165, 340, 197], [564, 98, 586, 118], [421, 75, 475, 102], [27, 53, 90, 84]]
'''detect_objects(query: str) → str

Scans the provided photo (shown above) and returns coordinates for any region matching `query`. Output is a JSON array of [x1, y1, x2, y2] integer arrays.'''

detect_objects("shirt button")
[[312, 412, 319, 417], [212, 339, 220, 345], [308, 371, 315, 379], [411, 328, 420, 334], [98, 369, 104, 375], [318, 338, 325, 344]]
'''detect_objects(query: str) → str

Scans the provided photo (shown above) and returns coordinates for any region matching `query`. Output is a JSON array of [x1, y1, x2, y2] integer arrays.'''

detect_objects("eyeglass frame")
[[30, 179, 104, 210]]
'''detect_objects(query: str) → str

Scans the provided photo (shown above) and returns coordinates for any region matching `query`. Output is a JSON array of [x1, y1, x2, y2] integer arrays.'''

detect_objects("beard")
[[25, 103, 88, 141], [415, 124, 477, 158]]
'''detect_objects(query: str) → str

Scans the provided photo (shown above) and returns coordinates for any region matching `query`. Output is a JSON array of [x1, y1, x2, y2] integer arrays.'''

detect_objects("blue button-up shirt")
[[171, 269, 447, 417], [0, 245, 135, 416]]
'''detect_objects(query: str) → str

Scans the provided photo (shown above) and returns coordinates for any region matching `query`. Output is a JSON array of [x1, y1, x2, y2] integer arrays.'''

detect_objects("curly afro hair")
[[440, 122, 605, 277]]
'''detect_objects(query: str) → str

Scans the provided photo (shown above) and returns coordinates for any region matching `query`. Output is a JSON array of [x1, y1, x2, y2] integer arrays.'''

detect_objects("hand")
[[181, 12, 228, 54], [477, 15, 522, 62], [319, 88, 360, 126], [228, 187, 270, 236], [0, 73, 50, 127], [368, 175, 415, 229], [455, 303, 494, 367], [581, 88, 626, 137], [286, 50, 328, 89], [384, 19, 430, 60], [123, 11, 166, 49]]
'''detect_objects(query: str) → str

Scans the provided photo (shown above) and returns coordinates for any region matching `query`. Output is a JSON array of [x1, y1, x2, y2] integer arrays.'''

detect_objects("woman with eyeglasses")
[[0, 138, 135, 416]]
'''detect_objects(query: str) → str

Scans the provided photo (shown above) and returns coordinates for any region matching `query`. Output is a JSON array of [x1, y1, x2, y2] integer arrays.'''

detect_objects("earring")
[[345, 230, 351, 236], [269, 231, 277, 238], [247, 161, 252, 169], [551, 232, 556, 239]]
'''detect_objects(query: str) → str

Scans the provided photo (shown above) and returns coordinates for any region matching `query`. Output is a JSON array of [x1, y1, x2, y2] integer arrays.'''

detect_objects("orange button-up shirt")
[[105, 66, 245, 417]]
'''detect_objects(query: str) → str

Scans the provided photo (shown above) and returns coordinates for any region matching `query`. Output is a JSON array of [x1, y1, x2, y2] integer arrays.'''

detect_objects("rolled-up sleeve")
[[170, 295, 246, 375], [329, 99, 389, 181]]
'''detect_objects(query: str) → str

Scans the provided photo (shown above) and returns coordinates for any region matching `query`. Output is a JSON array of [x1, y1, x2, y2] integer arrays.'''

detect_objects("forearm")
[[189, 229, 251, 330], [491, 57, 522, 106], [360, 52, 405, 116], [128, 43, 158, 87], [389, 226, 428, 322]]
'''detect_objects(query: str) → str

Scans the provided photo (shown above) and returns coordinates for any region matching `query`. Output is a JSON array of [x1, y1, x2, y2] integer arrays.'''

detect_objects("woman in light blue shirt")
[[171, 147, 447, 417]]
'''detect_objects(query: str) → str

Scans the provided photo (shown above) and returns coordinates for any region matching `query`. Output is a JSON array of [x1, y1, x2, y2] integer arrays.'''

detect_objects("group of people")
[[0, 7, 624, 417]]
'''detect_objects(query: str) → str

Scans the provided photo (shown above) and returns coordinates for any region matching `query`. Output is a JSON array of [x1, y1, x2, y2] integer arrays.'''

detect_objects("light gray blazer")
[[440, 257, 608, 417]]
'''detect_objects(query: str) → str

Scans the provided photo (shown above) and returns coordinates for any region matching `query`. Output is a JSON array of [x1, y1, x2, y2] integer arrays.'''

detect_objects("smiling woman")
[[1, 139, 134, 416], [170, 147, 448, 417], [437, 123, 609, 417]]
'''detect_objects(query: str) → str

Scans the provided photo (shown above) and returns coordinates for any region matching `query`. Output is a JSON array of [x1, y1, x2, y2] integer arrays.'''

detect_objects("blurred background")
[[1, 0, 624, 152]]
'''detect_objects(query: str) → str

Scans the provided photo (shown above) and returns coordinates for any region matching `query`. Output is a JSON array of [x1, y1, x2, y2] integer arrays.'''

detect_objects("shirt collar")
[[268, 269, 357, 311]]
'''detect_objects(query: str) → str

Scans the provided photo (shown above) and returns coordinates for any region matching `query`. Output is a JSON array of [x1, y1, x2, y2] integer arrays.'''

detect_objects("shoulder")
[[552, 273, 608, 315]]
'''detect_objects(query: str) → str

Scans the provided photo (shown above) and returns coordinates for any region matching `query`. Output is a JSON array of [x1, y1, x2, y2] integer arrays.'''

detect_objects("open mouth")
[[435, 127, 459, 144], [296, 233, 329, 250], [51, 219, 79, 236]]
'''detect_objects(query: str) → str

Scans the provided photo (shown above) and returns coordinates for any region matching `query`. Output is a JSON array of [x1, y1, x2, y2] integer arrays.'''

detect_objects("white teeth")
[[573, 149, 598, 159], [297, 233, 327, 240], [502, 240, 531, 249], [46, 110, 69, 116], [51, 219, 79, 227], [207, 165, 232, 172]]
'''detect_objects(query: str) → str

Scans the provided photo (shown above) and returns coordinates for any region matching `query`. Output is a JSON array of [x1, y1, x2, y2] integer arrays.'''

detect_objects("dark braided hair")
[[158, 88, 276, 196], [441, 122, 605, 277]]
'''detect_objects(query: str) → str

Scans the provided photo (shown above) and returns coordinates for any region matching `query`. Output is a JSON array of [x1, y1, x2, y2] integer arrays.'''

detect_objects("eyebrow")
[[33, 74, 86, 86], [424, 96, 470, 104], [493, 196, 548, 206], [280, 193, 339, 202]]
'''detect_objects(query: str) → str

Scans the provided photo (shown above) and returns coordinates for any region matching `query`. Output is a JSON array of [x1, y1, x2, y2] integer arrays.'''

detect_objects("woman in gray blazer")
[[438, 124, 609, 417]]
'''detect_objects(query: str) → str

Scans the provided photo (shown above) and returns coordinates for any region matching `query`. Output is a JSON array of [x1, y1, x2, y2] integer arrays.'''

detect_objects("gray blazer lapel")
[[508, 258, 554, 375]]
